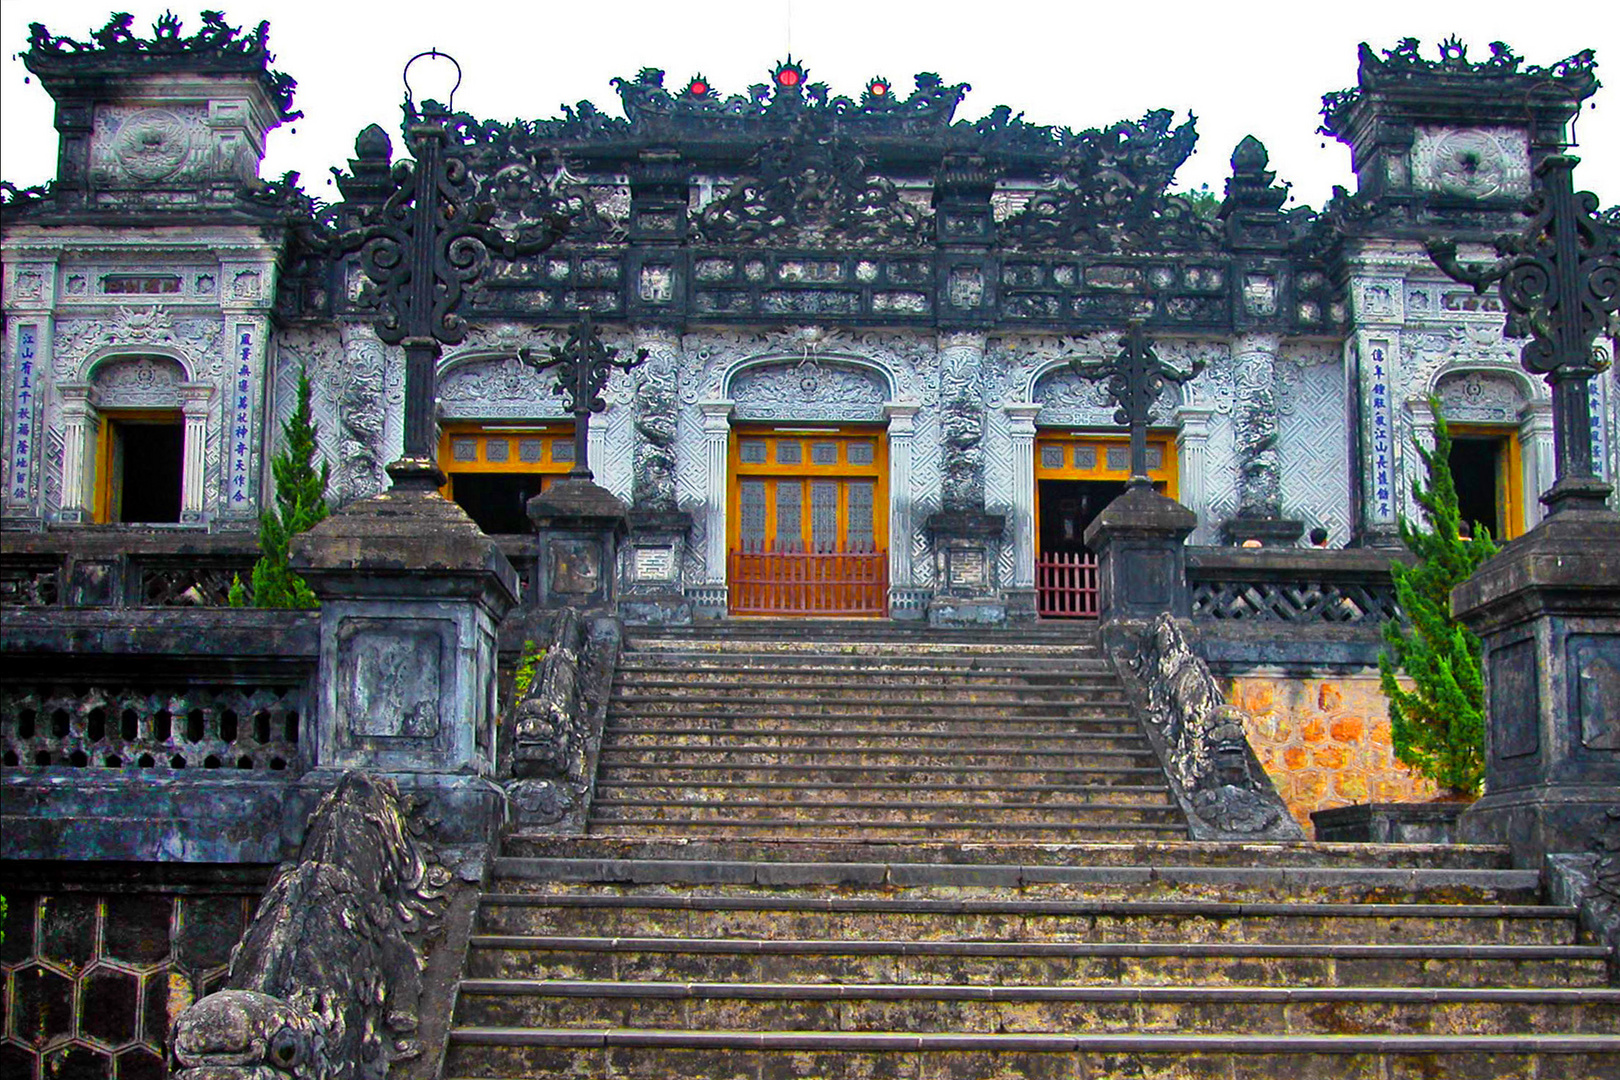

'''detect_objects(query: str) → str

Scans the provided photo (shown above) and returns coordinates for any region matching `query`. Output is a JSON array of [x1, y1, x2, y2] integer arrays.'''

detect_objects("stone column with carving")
[[1222, 332, 1301, 545], [1520, 401, 1556, 530], [56, 383, 96, 524], [333, 322, 395, 505], [884, 402, 918, 594], [698, 401, 733, 585], [631, 326, 681, 512], [938, 331, 987, 512], [178, 383, 213, 523], [1005, 403, 1042, 590], [1174, 407, 1215, 545]]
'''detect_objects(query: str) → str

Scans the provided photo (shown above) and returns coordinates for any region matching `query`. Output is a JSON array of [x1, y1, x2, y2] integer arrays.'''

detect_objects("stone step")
[[595, 746, 1163, 769], [604, 713, 1141, 734], [592, 781, 1174, 806], [462, 935, 1612, 989], [612, 660, 1121, 676], [600, 728, 1152, 752], [453, 979, 1620, 1036], [593, 764, 1167, 788], [476, 894, 1576, 946], [607, 701, 1133, 721], [585, 820, 1189, 841], [612, 683, 1126, 702], [588, 800, 1180, 828], [490, 858, 1542, 904], [494, 837, 1517, 871], [444, 1029, 1618, 1080]]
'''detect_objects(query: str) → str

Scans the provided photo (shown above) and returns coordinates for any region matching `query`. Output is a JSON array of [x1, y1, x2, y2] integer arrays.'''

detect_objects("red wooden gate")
[[1036, 550, 1099, 618], [729, 545, 889, 616]]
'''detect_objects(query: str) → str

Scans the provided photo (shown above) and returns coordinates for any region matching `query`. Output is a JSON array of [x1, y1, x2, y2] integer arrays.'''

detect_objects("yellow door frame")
[[727, 425, 888, 554], [437, 422, 576, 501], [93, 408, 183, 524], [1449, 423, 1524, 541], [1032, 431, 1177, 558]]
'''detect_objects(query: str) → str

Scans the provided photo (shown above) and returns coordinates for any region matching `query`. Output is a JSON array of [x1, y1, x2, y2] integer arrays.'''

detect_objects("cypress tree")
[[229, 368, 330, 609], [1377, 397, 1498, 797]]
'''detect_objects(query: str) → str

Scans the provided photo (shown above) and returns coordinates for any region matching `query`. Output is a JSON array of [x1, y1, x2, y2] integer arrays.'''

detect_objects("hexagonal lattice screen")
[[1, 890, 257, 1080]]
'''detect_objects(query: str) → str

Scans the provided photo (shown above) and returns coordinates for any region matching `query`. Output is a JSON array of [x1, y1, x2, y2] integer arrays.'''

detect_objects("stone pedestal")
[[619, 509, 693, 626], [923, 510, 1006, 627], [527, 478, 629, 614], [1084, 484, 1196, 646], [1220, 513, 1304, 547], [291, 486, 517, 862], [1452, 507, 1620, 866]]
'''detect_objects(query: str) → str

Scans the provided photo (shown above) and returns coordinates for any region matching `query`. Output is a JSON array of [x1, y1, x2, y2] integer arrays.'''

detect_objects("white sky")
[[1, 0, 1615, 211]]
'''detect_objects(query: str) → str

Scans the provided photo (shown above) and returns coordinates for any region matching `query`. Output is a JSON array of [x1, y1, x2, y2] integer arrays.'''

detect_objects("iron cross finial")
[[519, 312, 648, 480], [1069, 322, 1204, 486]]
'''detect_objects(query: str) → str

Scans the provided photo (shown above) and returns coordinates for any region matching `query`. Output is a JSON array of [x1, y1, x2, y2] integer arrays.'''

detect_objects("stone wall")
[[1225, 673, 1439, 834]]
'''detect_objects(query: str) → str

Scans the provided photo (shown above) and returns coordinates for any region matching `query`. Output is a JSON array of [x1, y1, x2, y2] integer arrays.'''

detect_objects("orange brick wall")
[[1225, 674, 1439, 835]]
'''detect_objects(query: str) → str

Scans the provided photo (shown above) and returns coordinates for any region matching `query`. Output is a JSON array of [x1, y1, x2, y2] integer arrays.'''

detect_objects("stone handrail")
[[1186, 545, 1410, 624]]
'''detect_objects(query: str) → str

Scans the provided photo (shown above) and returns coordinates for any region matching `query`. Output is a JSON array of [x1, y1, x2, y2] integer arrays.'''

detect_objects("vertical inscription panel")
[[1491, 637, 1540, 760]]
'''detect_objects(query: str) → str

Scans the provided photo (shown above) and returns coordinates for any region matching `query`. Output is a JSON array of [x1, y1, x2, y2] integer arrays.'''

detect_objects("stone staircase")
[[442, 622, 1619, 1078], [588, 622, 1184, 841]]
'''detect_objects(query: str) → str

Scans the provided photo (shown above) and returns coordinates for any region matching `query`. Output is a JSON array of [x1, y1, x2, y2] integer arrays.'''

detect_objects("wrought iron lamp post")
[[519, 312, 647, 481], [1069, 321, 1204, 486], [326, 50, 566, 490], [1428, 154, 1619, 515]]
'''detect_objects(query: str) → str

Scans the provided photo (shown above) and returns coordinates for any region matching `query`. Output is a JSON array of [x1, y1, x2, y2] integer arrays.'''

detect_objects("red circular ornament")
[[869, 81, 888, 96], [688, 80, 708, 96], [777, 67, 800, 87]]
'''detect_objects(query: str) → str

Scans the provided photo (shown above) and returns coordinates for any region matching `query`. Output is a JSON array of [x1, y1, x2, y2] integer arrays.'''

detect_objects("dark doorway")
[[450, 473, 549, 535], [1039, 479, 1127, 555], [113, 421, 183, 523], [1449, 437, 1501, 540]]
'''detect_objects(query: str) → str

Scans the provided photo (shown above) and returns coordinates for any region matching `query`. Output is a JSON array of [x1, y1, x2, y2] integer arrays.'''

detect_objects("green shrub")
[[1377, 398, 1498, 797], [230, 368, 329, 609]]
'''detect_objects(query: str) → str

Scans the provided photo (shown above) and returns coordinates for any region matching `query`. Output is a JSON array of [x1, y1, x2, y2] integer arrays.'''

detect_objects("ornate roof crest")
[[24, 11, 300, 120]]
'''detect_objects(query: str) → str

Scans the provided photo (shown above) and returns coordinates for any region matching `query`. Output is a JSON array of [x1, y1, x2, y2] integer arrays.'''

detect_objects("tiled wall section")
[[1, 889, 258, 1080], [1226, 673, 1440, 834]]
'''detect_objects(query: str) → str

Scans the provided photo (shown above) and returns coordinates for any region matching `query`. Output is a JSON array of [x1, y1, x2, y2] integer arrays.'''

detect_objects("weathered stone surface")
[[171, 772, 452, 1080], [1119, 614, 1302, 840]]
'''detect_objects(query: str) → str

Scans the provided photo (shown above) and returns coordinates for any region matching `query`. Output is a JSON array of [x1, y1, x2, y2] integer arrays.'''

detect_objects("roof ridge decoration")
[[1319, 36, 1598, 139], [611, 62, 973, 133], [999, 110, 1220, 253], [692, 112, 932, 248], [23, 10, 301, 120]]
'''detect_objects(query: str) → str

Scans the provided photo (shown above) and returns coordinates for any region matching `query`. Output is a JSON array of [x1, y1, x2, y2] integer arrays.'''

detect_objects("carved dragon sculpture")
[[170, 773, 447, 1080]]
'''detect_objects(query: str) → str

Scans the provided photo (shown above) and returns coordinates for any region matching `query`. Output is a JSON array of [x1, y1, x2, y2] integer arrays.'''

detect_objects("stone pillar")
[[57, 383, 96, 524], [527, 479, 629, 614], [1174, 406, 1214, 545], [698, 400, 732, 584], [292, 488, 517, 862], [178, 382, 213, 523], [938, 331, 987, 512], [1351, 321, 1405, 548], [884, 402, 919, 592], [631, 326, 681, 512], [1520, 401, 1556, 530], [1005, 403, 1043, 590], [1454, 505, 1620, 867], [1084, 484, 1197, 649], [1223, 332, 1302, 545]]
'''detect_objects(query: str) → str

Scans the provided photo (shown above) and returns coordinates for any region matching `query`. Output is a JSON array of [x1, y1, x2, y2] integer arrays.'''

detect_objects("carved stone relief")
[[90, 355, 186, 408], [1277, 344, 1350, 544], [938, 333, 986, 511], [729, 358, 888, 422], [632, 328, 680, 511], [1435, 369, 1530, 424], [52, 307, 222, 381], [1410, 126, 1531, 200], [88, 104, 245, 188]]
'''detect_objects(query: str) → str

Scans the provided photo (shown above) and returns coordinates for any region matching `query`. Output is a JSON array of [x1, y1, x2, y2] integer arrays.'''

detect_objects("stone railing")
[[1, 607, 321, 863], [1, 530, 260, 607], [1186, 546, 1407, 624]]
